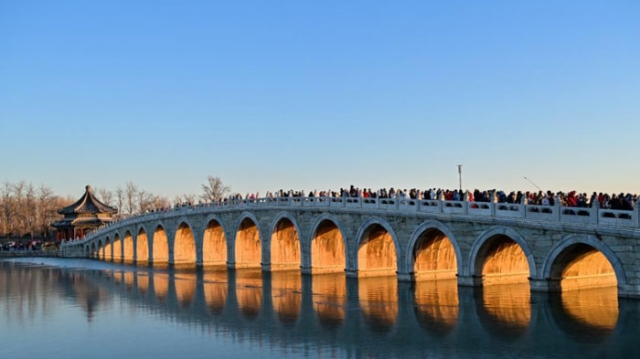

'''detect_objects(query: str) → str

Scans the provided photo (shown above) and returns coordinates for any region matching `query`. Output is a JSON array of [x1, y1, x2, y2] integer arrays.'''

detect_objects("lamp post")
[[457, 164, 463, 192]]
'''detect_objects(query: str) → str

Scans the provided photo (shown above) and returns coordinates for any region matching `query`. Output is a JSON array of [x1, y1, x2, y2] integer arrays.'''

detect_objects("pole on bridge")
[[457, 164, 462, 192]]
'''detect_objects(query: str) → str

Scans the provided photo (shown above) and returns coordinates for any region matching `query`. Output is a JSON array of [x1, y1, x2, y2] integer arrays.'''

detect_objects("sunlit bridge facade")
[[63, 198, 640, 298]]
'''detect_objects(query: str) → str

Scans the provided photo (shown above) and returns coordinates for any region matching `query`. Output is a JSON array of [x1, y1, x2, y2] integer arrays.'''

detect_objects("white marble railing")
[[62, 196, 640, 247]]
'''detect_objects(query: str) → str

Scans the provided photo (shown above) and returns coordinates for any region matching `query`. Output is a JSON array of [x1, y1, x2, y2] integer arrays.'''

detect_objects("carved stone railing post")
[[591, 197, 600, 225], [635, 198, 640, 227], [490, 190, 497, 217], [462, 191, 469, 215]]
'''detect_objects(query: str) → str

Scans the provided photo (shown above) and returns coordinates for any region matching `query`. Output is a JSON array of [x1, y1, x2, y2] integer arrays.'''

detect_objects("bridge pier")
[[396, 271, 414, 282], [530, 278, 561, 292], [457, 275, 483, 287]]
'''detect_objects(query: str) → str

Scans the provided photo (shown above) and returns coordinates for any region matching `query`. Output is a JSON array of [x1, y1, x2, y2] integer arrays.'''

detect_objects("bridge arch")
[[469, 226, 536, 285], [233, 212, 262, 269], [113, 233, 122, 262], [104, 237, 112, 261], [308, 214, 347, 274], [173, 220, 196, 265], [354, 217, 400, 277], [202, 214, 227, 266], [97, 240, 104, 260], [269, 212, 302, 271], [541, 234, 625, 291], [406, 220, 462, 280], [152, 224, 169, 265], [123, 230, 134, 263], [136, 226, 149, 264]]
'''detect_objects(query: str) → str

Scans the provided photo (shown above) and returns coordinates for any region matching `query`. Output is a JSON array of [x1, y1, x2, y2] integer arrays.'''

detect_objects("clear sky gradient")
[[1, 1, 639, 199]]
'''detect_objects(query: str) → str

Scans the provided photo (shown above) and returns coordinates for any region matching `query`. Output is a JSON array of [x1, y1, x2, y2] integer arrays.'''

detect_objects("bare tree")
[[37, 184, 58, 239], [136, 190, 155, 213], [0, 182, 14, 237], [200, 175, 230, 202], [114, 187, 125, 218], [124, 181, 138, 215], [174, 194, 197, 206], [24, 183, 37, 239], [151, 195, 171, 210], [12, 181, 26, 237], [97, 187, 114, 207]]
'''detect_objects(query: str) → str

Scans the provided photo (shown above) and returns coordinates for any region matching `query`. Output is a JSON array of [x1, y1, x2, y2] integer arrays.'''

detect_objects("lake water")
[[0, 258, 638, 359]]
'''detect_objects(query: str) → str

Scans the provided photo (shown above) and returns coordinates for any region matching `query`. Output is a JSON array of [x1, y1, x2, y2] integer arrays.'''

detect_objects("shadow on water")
[[1, 258, 638, 359]]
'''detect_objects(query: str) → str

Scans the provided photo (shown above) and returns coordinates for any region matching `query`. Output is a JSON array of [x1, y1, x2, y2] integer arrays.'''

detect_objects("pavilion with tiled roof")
[[52, 185, 118, 241]]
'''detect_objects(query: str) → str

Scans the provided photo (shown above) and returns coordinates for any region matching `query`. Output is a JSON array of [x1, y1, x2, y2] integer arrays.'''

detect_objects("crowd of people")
[[222, 186, 636, 212]]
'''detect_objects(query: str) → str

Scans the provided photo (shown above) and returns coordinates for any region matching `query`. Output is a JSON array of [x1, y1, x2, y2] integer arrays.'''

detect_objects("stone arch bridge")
[[61, 196, 640, 297]]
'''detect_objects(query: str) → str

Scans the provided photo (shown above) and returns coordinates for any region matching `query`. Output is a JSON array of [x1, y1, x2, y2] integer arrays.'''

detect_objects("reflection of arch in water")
[[202, 269, 228, 315], [235, 269, 263, 321], [312, 273, 347, 331], [174, 273, 197, 308], [470, 227, 535, 285], [408, 221, 461, 280], [547, 287, 619, 344], [543, 235, 621, 292], [136, 272, 150, 295], [270, 271, 302, 326], [355, 218, 399, 277], [309, 216, 347, 274], [413, 278, 459, 336], [153, 273, 170, 302], [269, 214, 301, 271], [475, 283, 532, 341], [358, 276, 398, 334]]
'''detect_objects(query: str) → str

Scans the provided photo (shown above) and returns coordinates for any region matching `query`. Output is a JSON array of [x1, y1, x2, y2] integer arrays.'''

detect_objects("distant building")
[[52, 185, 118, 241]]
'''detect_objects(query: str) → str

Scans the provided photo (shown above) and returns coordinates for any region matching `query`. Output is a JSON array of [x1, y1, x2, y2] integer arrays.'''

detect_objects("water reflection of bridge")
[[40, 264, 639, 358]]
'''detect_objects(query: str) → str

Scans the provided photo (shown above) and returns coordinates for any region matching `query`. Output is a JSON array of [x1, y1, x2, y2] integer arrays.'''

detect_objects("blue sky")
[[1, 1, 639, 199]]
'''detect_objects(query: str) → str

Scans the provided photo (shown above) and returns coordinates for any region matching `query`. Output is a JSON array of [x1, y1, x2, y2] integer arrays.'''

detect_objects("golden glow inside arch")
[[153, 226, 169, 265], [112, 235, 122, 262], [174, 223, 196, 265], [550, 244, 617, 291], [477, 235, 529, 285], [104, 238, 112, 261], [203, 220, 227, 266], [413, 228, 457, 280], [123, 232, 134, 263], [136, 228, 149, 264], [357, 224, 397, 277], [235, 218, 261, 268], [270, 218, 301, 271], [311, 220, 346, 274]]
